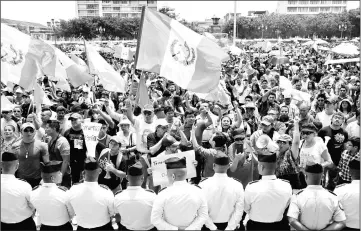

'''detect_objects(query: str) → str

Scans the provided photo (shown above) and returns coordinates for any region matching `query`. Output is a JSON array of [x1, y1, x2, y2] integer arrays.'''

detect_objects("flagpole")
[[233, 1, 237, 46], [134, 6, 146, 70]]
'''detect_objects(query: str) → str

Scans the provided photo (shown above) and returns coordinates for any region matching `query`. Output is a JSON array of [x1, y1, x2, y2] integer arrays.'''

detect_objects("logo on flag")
[[1, 43, 24, 65], [170, 40, 196, 66]]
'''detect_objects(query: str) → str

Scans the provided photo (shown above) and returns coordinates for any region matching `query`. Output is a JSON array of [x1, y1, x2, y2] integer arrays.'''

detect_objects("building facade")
[[75, 0, 157, 18], [223, 13, 242, 22], [1, 18, 53, 40], [276, 0, 347, 14]]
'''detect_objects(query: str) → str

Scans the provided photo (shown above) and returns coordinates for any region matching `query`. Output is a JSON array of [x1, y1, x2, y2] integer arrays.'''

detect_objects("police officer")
[[30, 161, 74, 230], [151, 157, 208, 230], [1, 152, 36, 230], [287, 163, 346, 230], [114, 162, 157, 231], [199, 154, 244, 231], [67, 157, 115, 230], [334, 159, 360, 231], [244, 137, 292, 230]]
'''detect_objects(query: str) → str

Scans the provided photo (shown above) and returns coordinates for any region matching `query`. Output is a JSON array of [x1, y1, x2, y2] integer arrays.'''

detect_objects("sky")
[[1, 1, 359, 25]]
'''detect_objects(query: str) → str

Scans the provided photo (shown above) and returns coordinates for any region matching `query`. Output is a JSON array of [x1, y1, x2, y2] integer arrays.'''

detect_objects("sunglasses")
[[234, 137, 245, 141], [143, 111, 152, 116], [301, 130, 314, 135], [23, 128, 35, 133], [13, 110, 21, 113]]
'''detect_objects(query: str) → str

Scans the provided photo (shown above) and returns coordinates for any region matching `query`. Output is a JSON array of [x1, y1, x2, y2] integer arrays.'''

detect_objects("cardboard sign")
[[81, 122, 102, 158], [150, 150, 196, 187]]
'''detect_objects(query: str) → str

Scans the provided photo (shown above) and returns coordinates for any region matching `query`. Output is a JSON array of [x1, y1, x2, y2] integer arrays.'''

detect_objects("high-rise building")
[[75, 0, 157, 18], [276, 0, 347, 14]]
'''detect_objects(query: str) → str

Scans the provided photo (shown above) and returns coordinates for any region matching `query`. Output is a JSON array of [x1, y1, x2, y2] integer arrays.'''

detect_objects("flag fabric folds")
[[194, 80, 231, 106], [85, 42, 126, 93], [114, 44, 134, 60], [135, 75, 151, 109], [136, 7, 229, 94]]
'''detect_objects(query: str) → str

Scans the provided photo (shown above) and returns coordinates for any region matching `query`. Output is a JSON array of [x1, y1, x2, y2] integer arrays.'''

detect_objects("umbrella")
[[268, 56, 290, 65], [331, 43, 359, 56]]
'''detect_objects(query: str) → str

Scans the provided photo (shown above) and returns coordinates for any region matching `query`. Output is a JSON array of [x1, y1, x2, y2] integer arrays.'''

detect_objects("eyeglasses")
[[143, 111, 152, 116], [13, 110, 21, 113], [301, 131, 313, 135], [234, 137, 245, 141], [23, 128, 35, 133]]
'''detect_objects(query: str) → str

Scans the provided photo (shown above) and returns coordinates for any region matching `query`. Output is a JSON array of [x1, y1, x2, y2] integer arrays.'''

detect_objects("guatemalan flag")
[[135, 7, 229, 94]]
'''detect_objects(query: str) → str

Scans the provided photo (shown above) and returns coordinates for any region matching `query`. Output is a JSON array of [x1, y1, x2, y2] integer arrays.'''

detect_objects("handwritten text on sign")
[[81, 122, 102, 158], [150, 151, 196, 187]]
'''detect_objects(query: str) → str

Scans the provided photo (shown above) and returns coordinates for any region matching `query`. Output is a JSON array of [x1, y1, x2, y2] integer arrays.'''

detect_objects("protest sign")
[[81, 122, 102, 158], [151, 150, 196, 187]]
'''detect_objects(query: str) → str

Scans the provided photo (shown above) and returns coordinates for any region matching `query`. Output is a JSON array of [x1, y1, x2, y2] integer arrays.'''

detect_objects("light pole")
[[47, 19, 59, 45], [339, 23, 347, 39], [97, 26, 105, 41], [258, 24, 267, 39]]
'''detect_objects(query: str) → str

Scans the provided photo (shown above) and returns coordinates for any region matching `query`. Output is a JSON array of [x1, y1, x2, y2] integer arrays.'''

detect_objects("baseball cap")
[[109, 136, 122, 144], [154, 119, 169, 128], [276, 134, 292, 142], [283, 91, 292, 98], [21, 122, 35, 131], [256, 134, 279, 153], [242, 102, 256, 109], [143, 104, 154, 112], [162, 135, 180, 147], [2, 152, 18, 162], [214, 153, 230, 166], [260, 115, 274, 126], [68, 113, 83, 120], [15, 88, 23, 94], [165, 157, 186, 169], [56, 106, 66, 112], [325, 97, 336, 104], [119, 119, 131, 125]]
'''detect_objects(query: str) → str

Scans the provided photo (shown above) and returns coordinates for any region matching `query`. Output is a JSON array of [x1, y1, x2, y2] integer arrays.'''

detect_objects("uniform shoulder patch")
[[158, 187, 168, 193], [115, 189, 123, 195], [280, 179, 290, 184], [200, 178, 208, 183], [32, 185, 40, 191], [99, 184, 111, 191], [145, 189, 155, 194], [335, 183, 347, 189], [296, 189, 304, 195], [327, 189, 337, 196], [58, 186, 68, 191], [248, 180, 259, 185]]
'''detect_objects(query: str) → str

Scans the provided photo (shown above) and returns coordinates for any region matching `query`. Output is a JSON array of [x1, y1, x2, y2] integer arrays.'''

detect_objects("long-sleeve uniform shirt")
[[287, 185, 346, 230], [151, 180, 208, 230], [199, 173, 245, 230]]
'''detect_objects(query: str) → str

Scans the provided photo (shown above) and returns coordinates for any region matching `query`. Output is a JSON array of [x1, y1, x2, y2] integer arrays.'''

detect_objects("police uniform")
[[151, 157, 208, 230], [29, 161, 74, 230], [199, 155, 244, 231], [1, 152, 36, 230], [114, 162, 157, 231], [67, 157, 115, 230], [334, 160, 360, 231], [244, 151, 292, 230], [287, 164, 346, 230]]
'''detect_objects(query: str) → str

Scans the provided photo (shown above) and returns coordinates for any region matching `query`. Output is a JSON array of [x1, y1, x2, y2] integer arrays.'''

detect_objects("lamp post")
[[258, 24, 267, 39], [47, 19, 59, 45], [339, 23, 347, 39], [98, 26, 105, 41]]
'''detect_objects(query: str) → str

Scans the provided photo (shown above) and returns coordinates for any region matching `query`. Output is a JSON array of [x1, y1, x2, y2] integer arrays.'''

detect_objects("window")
[[298, 7, 309, 12], [121, 1, 128, 4], [113, 1, 120, 3], [320, 0, 327, 4], [287, 7, 297, 12], [113, 7, 120, 11], [132, 7, 142, 11], [332, 1, 342, 4], [320, 7, 330, 12], [299, 1, 309, 4], [86, 4, 98, 9], [103, 13, 112, 17], [87, 10, 96, 14], [332, 7, 341, 11], [78, 4, 86, 9], [288, 1, 297, 5], [310, 1, 319, 4], [309, 7, 319, 12], [102, 7, 112, 11], [120, 13, 127, 17], [102, 1, 110, 3], [147, 0, 155, 4]]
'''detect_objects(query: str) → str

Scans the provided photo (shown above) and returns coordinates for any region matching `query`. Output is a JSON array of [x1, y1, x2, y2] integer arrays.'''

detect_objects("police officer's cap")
[[305, 163, 323, 174], [128, 162, 143, 176], [349, 159, 360, 170], [40, 161, 62, 173], [2, 152, 18, 162], [165, 157, 186, 169], [214, 154, 230, 166], [84, 157, 99, 171]]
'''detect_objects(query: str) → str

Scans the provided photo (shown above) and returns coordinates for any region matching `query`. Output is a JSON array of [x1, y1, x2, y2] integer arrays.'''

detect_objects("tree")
[[158, 6, 178, 20]]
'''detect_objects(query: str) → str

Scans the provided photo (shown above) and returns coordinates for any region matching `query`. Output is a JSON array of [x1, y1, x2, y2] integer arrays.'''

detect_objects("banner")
[[81, 122, 102, 158], [150, 150, 196, 186]]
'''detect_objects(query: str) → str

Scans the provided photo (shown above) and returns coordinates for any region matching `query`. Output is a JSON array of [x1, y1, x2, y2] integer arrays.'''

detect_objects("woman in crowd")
[[1, 125, 18, 155]]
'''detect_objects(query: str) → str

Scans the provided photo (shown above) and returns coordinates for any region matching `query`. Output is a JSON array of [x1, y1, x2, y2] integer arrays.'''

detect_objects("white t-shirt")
[[134, 116, 156, 153], [299, 139, 327, 169], [316, 111, 333, 128]]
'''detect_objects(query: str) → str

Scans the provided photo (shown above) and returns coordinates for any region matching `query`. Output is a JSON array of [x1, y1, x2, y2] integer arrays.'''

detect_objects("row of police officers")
[[1, 150, 359, 230]]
